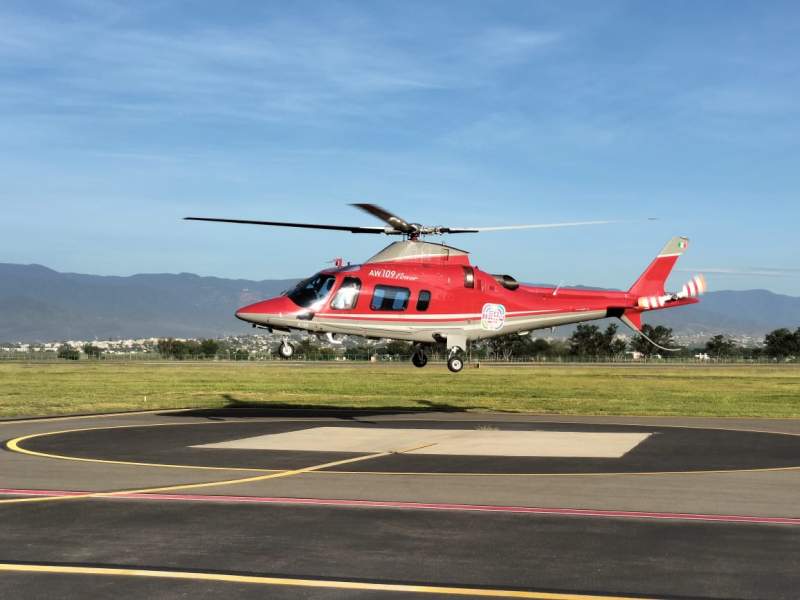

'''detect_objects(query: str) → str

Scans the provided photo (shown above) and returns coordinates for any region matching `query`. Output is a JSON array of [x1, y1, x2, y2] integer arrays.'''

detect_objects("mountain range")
[[0, 263, 296, 341], [1, 263, 797, 342]]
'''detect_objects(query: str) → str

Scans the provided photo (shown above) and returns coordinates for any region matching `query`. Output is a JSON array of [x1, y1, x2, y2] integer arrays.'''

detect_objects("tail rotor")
[[677, 274, 707, 299]]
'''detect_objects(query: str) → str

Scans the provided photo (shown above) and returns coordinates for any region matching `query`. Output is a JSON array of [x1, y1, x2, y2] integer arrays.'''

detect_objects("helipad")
[[194, 427, 652, 457], [2, 411, 800, 599]]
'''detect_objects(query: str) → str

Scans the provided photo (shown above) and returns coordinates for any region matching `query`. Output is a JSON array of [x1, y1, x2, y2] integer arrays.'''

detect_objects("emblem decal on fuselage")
[[481, 303, 506, 331]]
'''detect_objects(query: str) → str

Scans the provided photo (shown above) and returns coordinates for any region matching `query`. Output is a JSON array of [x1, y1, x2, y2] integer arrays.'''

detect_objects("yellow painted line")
[[0, 450, 392, 506], [311, 464, 800, 477], [393, 441, 439, 453], [0, 439, 431, 506], [0, 563, 649, 599]]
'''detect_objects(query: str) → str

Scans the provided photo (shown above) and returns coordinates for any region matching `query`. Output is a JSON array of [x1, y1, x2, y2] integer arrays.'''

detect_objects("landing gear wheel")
[[278, 341, 294, 359], [412, 349, 428, 368], [447, 355, 464, 373]]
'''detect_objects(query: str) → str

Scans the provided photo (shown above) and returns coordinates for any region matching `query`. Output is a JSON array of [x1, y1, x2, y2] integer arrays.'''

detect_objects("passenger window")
[[330, 277, 361, 310], [416, 290, 431, 311], [371, 285, 410, 311]]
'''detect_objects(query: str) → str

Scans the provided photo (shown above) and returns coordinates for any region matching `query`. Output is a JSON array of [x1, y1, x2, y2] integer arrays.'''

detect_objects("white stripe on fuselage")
[[312, 309, 558, 321], [312, 309, 606, 331]]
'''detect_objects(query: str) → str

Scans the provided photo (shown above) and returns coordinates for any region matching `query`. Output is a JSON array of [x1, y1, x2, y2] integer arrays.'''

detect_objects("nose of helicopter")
[[235, 296, 295, 325]]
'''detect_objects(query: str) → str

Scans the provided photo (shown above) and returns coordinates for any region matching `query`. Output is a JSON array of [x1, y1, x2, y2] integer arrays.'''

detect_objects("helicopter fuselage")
[[235, 240, 700, 368]]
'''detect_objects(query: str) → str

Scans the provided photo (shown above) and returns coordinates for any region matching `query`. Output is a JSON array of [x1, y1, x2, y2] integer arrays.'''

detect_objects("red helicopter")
[[187, 204, 705, 372]]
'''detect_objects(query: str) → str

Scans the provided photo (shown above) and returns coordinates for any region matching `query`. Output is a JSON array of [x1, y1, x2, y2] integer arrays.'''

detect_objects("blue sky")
[[2, 1, 799, 293]]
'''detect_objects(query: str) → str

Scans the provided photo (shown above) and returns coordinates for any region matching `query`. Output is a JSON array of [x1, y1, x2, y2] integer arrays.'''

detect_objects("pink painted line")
[[1, 488, 798, 525]]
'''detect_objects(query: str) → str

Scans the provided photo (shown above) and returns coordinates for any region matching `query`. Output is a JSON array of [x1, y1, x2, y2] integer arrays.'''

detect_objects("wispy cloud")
[[681, 87, 796, 116], [88, 151, 191, 163], [677, 267, 800, 277], [472, 27, 562, 66], [441, 112, 620, 150], [0, 6, 561, 126], [0, 14, 440, 125]]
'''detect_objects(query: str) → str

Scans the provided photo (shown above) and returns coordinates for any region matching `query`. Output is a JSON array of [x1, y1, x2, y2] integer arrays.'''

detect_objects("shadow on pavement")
[[157, 394, 469, 420]]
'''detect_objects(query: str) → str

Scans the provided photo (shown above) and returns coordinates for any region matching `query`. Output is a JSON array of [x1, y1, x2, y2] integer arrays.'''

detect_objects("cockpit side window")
[[330, 277, 361, 310], [287, 273, 336, 308]]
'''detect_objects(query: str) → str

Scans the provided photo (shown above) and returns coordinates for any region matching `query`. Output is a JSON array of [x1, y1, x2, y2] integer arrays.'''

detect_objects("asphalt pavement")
[[1, 409, 799, 599]]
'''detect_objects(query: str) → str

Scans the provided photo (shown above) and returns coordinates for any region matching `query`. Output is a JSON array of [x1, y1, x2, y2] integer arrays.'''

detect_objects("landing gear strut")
[[443, 334, 468, 373], [411, 345, 428, 368], [278, 339, 294, 359]]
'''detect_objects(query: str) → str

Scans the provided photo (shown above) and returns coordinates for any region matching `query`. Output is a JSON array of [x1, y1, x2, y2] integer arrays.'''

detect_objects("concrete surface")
[[196, 427, 651, 457]]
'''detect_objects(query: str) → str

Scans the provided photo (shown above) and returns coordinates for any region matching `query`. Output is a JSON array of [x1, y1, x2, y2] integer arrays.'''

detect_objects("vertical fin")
[[628, 237, 689, 298]]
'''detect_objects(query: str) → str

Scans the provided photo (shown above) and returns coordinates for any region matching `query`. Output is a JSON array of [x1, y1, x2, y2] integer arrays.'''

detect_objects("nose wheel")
[[278, 340, 294, 359], [446, 347, 465, 373], [411, 345, 428, 368], [447, 354, 464, 373]]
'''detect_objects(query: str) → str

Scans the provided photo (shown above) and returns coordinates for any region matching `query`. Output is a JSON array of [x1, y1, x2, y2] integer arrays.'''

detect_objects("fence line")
[[0, 353, 796, 365]]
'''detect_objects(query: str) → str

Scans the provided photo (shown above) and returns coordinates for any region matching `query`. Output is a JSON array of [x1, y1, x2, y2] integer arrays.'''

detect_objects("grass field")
[[1, 361, 799, 419]]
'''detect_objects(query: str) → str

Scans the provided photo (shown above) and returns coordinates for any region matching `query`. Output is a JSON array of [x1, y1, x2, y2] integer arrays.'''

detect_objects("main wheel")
[[447, 355, 464, 373], [412, 351, 428, 368], [278, 342, 294, 359]]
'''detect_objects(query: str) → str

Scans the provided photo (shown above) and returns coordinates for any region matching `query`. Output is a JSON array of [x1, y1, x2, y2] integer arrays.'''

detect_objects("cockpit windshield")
[[287, 273, 336, 308]]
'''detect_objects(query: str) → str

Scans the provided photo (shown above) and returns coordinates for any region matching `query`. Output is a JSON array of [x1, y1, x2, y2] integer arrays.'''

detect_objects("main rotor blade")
[[350, 203, 416, 234], [444, 219, 630, 233], [184, 217, 389, 234]]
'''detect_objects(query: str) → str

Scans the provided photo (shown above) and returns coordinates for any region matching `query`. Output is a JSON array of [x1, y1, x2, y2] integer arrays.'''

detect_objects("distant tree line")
[[55, 343, 105, 360], [56, 344, 80, 360], [292, 338, 337, 360], [49, 326, 800, 362], [83, 344, 102, 359], [697, 328, 800, 360], [156, 338, 249, 360], [469, 324, 800, 361], [762, 328, 800, 359], [471, 323, 675, 361]]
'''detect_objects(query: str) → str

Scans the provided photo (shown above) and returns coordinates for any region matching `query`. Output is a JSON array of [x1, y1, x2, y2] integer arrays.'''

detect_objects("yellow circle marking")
[[0, 563, 650, 599], [5, 418, 800, 479]]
